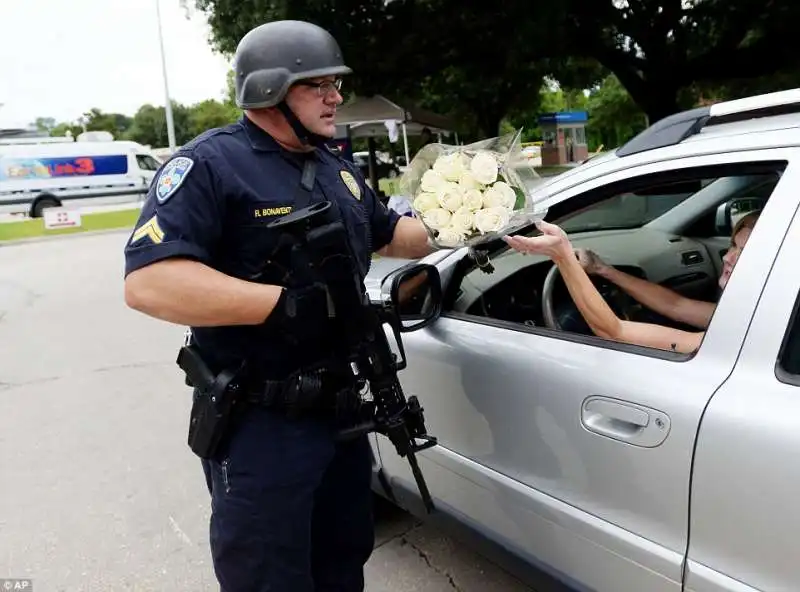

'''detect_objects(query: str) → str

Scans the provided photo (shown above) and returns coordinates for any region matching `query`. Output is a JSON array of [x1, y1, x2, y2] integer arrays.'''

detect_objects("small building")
[[538, 111, 589, 166]]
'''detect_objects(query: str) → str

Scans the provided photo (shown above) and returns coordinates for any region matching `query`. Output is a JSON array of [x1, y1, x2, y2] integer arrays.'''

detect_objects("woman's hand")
[[502, 220, 574, 262], [575, 249, 610, 275]]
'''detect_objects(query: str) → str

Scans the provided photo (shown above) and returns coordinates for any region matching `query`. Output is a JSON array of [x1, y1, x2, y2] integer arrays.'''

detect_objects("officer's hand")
[[262, 284, 332, 344]]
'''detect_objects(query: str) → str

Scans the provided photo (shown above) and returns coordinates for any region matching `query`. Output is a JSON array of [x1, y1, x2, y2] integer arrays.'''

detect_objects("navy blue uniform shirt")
[[124, 116, 401, 374]]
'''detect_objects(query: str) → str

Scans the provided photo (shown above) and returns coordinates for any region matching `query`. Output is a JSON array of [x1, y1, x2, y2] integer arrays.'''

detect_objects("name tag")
[[253, 205, 292, 218]]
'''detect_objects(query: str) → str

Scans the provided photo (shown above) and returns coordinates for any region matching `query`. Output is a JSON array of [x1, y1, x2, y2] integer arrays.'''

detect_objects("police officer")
[[123, 20, 433, 592]]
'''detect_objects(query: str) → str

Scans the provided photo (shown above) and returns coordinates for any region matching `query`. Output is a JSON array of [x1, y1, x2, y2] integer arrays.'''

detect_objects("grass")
[[0, 208, 141, 242]]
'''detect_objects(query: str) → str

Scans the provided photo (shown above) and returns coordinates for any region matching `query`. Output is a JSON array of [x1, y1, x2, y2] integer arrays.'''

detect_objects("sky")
[[0, 0, 233, 129]]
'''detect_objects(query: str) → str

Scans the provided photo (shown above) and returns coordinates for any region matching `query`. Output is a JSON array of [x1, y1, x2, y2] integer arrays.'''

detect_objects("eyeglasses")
[[296, 78, 343, 97]]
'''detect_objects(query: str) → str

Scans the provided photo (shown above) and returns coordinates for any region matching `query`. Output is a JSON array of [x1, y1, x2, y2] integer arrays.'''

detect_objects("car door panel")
[[691, 236, 731, 278], [379, 427, 684, 592], [377, 314, 737, 592], [569, 229, 720, 304], [660, 272, 715, 298], [684, 562, 762, 592], [376, 153, 800, 592], [637, 236, 718, 301], [686, 198, 800, 591]]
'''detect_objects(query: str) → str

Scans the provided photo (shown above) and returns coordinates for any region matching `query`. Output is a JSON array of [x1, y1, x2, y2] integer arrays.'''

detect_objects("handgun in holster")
[[177, 345, 244, 460]]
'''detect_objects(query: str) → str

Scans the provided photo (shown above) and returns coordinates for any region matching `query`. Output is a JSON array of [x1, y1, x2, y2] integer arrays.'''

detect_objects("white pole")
[[402, 123, 410, 164], [155, 0, 177, 152]]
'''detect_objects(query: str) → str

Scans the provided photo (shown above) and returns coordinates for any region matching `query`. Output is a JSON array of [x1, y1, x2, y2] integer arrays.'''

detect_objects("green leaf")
[[513, 186, 526, 210]]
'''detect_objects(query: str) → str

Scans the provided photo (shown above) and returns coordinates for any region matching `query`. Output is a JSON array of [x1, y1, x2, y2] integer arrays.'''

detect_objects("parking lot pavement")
[[0, 230, 536, 592]]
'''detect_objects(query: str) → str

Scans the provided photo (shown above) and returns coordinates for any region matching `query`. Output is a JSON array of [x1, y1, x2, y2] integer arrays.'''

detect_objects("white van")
[[0, 140, 163, 217]]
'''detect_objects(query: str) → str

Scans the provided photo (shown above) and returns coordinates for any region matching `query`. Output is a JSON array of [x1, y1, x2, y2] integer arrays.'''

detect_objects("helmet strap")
[[277, 101, 329, 148]]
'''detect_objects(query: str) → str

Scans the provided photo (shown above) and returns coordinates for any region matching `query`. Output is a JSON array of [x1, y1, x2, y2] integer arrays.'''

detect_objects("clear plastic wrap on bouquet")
[[399, 128, 547, 249]]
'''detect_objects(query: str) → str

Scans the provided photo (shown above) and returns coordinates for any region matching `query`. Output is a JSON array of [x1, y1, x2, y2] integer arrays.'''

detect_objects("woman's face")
[[719, 226, 753, 289]]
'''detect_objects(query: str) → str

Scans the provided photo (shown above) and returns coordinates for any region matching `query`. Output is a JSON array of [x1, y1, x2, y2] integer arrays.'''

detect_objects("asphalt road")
[[0, 230, 535, 592]]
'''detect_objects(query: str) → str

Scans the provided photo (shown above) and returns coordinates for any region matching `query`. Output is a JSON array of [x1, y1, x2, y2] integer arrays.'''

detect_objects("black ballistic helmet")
[[233, 20, 352, 109]]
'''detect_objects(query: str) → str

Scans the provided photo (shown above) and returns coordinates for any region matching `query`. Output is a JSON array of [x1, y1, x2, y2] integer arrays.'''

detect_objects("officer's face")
[[286, 76, 344, 139]]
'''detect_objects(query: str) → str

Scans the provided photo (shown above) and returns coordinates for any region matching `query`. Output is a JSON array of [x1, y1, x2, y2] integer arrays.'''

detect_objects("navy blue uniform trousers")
[[200, 406, 375, 592]]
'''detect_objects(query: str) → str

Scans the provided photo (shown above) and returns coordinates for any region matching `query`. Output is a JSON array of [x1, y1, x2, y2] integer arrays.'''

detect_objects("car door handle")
[[581, 397, 670, 448]]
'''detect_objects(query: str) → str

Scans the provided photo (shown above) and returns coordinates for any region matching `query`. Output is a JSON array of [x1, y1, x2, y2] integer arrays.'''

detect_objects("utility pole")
[[155, 0, 177, 152]]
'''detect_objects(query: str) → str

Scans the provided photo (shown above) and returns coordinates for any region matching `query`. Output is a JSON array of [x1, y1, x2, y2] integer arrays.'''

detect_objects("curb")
[[0, 227, 133, 248]]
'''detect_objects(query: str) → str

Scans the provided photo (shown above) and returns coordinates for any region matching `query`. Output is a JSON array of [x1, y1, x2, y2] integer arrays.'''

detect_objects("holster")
[[177, 345, 243, 460]]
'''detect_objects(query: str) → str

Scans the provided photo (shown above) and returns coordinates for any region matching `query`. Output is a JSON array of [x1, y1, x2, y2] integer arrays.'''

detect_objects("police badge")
[[339, 170, 362, 200]]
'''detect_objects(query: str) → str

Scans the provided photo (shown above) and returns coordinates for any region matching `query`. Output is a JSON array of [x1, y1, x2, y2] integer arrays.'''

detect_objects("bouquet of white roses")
[[399, 129, 546, 249]]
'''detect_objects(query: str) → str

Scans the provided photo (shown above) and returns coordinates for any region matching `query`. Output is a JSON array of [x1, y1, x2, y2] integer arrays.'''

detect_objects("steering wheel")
[[541, 262, 634, 331]]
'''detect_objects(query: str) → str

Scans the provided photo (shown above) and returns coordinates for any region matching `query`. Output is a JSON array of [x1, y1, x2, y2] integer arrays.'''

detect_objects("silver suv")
[[368, 88, 800, 592]]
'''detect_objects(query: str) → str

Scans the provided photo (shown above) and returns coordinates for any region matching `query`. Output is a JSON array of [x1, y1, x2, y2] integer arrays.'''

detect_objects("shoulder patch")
[[155, 156, 195, 204], [340, 170, 361, 200]]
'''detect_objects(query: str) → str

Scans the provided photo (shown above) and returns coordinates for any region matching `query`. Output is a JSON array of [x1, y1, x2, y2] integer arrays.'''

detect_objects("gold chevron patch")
[[130, 215, 165, 245]]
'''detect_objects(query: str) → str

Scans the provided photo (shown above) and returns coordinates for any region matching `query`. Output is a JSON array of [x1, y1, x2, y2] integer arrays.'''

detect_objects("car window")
[[443, 161, 787, 360], [136, 155, 161, 171], [558, 178, 717, 233], [777, 294, 800, 384]]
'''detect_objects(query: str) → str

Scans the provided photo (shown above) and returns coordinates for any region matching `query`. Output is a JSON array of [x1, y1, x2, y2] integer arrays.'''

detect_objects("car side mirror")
[[389, 263, 442, 332]]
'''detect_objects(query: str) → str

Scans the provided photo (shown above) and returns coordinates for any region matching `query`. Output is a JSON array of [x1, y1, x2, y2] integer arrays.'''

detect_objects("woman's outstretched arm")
[[504, 221, 704, 354]]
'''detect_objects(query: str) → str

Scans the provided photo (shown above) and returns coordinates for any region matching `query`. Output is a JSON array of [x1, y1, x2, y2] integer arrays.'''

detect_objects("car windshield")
[[553, 173, 779, 235], [557, 185, 703, 233]]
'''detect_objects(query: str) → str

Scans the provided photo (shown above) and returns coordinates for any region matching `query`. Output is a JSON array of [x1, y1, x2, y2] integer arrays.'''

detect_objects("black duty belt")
[[241, 367, 359, 416]]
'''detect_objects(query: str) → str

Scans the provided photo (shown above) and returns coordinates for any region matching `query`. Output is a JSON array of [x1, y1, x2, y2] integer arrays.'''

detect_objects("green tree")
[[83, 108, 133, 138], [49, 122, 83, 139], [559, 0, 800, 122], [224, 69, 237, 106], [32, 117, 57, 133], [187, 99, 239, 137], [199, 0, 800, 126], [193, 0, 595, 137], [584, 75, 648, 150], [124, 102, 192, 147]]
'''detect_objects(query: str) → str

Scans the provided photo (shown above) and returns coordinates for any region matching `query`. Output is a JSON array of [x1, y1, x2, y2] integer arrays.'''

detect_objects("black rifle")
[[265, 200, 439, 513]]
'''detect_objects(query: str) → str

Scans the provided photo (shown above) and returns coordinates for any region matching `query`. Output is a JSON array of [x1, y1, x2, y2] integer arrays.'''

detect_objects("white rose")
[[412, 191, 439, 214], [450, 207, 475, 233], [470, 151, 499, 185], [492, 181, 518, 209], [422, 207, 452, 231], [421, 169, 447, 193], [436, 226, 467, 248], [462, 188, 484, 211], [482, 183, 516, 210], [481, 186, 503, 209], [458, 170, 483, 192], [474, 206, 511, 234], [437, 182, 464, 212], [433, 152, 467, 182]]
